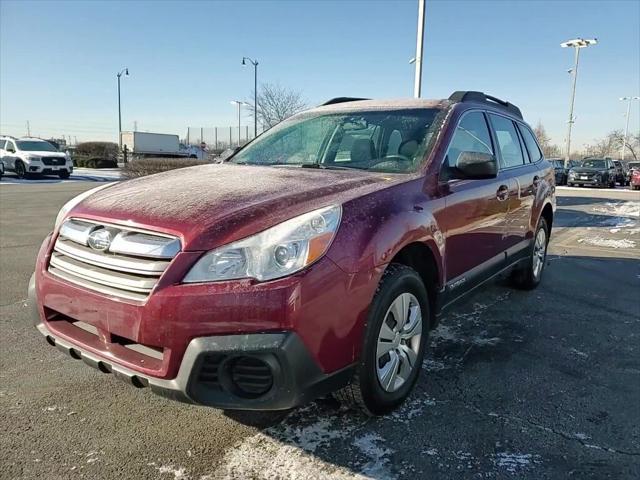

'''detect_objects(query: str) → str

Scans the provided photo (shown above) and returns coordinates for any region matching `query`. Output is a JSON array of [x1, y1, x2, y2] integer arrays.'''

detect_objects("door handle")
[[496, 185, 509, 202]]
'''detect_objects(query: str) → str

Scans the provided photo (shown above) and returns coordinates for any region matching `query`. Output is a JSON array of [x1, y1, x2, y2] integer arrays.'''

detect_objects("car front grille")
[[42, 157, 66, 166], [48, 218, 181, 301]]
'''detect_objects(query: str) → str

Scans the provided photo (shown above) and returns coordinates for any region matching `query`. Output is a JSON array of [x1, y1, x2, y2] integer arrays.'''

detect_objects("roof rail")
[[448, 91, 522, 119], [320, 97, 370, 106]]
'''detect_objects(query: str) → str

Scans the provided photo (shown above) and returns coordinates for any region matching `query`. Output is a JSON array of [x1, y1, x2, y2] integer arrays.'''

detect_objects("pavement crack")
[[464, 402, 640, 457]]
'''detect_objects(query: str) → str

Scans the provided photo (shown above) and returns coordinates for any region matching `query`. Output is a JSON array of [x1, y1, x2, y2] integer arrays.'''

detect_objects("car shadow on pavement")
[[218, 255, 640, 479]]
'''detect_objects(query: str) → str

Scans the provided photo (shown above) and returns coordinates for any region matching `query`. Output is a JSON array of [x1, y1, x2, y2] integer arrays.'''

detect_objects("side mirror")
[[456, 151, 497, 179], [7, 147, 15, 153]]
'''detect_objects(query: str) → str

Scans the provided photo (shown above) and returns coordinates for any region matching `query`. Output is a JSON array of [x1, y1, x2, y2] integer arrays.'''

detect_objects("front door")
[[435, 110, 509, 288]]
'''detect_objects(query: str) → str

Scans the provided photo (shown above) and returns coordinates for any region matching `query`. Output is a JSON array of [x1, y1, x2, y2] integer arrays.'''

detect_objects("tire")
[[334, 264, 429, 415], [511, 217, 549, 290], [14, 160, 27, 179], [58, 170, 70, 179]]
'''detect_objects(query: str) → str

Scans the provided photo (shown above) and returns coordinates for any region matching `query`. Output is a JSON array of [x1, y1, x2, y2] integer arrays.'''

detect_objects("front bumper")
[[27, 163, 72, 174], [568, 177, 606, 186], [29, 274, 354, 410]]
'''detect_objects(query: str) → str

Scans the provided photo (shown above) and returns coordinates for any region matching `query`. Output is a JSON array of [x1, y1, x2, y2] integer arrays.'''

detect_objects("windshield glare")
[[230, 108, 442, 173], [582, 159, 606, 169], [16, 140, 58, 152]]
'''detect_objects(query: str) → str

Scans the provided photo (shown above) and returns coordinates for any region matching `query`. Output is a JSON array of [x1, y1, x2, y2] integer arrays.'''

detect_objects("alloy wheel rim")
[[532, 228, 547, 279], [376, 292, 422, 393]]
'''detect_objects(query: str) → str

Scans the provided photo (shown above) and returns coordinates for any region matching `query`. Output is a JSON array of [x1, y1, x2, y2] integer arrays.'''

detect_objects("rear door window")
[[489, 114, 525, 168]]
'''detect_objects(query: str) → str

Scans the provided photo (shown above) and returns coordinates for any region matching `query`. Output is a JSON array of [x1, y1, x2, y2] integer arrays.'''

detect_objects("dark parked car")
[[550, 158, 579, 185], [29, 91, 555, 415], [568, 158, 617, 188], [612, 160, 629, 186]]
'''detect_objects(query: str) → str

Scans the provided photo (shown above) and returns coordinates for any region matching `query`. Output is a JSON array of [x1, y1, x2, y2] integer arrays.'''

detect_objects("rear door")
[[437, 110, 509, 286], [487, 113, 536, 255]]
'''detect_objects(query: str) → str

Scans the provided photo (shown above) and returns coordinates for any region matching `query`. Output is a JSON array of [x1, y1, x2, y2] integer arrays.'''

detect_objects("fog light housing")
[[225, 356, 273, 398]]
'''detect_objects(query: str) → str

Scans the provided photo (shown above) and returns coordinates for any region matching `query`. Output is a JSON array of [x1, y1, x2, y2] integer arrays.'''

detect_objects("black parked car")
[[550, 158, 579, 185], [612, 160, 629, 186], [568, 158, 616, 188]]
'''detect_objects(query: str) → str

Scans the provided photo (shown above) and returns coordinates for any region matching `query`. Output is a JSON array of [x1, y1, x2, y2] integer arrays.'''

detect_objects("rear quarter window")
[[517, 124, 543, 162]]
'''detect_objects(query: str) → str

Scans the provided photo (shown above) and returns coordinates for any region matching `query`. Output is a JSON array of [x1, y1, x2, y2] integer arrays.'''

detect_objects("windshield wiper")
[[300, 163, 364, 171]]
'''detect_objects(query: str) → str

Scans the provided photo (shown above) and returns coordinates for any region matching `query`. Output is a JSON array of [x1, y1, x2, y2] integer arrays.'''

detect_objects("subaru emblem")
[[87, 229, 113, 251]]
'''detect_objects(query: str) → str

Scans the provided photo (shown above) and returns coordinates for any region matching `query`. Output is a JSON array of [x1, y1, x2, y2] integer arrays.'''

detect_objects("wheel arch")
[[386, 241, 441, 329]]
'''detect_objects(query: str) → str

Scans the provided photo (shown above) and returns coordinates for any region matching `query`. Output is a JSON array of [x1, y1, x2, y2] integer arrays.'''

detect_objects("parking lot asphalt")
[[1, 181, 639, 480]]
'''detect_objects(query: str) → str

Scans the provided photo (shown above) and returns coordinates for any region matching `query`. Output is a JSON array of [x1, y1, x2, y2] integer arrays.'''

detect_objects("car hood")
[[72, 163, 408, 250], [571, 167, 607, 174], [22, 151, 66, 157]]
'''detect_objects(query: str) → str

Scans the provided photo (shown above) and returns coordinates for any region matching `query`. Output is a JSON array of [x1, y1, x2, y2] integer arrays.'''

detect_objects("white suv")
[[0, 136, 73, 179]]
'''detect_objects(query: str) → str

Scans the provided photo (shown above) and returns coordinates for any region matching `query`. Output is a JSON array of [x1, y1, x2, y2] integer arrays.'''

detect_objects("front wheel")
[[15, 161, 27, 179], [58, 170, 70, 179], [511, 217, 549, 290], [334, 264, 429, 415]]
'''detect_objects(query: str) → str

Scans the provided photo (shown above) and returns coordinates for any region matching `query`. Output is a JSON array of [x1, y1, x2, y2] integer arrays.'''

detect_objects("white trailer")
[[121, 132, 205, 159]]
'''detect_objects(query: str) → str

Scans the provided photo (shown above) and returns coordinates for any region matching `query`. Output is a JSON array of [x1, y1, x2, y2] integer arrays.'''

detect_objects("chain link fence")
[[185, 126, 260, 151]]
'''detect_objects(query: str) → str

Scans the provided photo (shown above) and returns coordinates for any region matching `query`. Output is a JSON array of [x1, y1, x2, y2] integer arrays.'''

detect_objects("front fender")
[[327, 179, 445, 287]]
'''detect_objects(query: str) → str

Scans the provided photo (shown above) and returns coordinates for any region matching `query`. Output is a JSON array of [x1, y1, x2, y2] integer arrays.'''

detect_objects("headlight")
[[54, 183, 114, 229], [594, 173, 601, 180], [183, 205, 342, 283], [568, 170, 575, 178], [25, 156, 41, 163]]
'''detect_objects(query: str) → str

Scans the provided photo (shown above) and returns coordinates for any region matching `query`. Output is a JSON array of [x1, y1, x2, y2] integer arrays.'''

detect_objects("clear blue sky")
[[1, 0, 638, 149]]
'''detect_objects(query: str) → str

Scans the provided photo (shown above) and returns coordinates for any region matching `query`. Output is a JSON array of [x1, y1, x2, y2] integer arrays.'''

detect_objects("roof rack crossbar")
[[320, 97, 370, 106], [448, 91, 522, 119]]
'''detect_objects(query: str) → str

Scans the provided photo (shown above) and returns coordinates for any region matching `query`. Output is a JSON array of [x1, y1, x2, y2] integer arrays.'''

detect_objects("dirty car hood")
[[72, 163, 404, 250]]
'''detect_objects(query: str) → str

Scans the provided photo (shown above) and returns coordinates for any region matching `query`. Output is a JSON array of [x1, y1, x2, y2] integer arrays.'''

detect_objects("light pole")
[[619, 96, 639, 161], [560, 38, 596, 168], [411, 0, 426, 98], [242, 57, 258, 138], [117, 67, 129, 150], [231, 100, 250, 147]]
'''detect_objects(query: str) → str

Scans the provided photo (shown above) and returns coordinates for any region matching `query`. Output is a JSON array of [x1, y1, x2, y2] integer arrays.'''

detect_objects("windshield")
[[230, 108, 442, 173], [629, 162, 640, 170], [582, 159, 607, 169], [16, 140, 58, 152], [551, 160, 564, 168]]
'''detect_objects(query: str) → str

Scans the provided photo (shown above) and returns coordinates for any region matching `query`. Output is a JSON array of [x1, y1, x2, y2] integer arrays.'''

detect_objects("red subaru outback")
[[30, 92, 555, 415]]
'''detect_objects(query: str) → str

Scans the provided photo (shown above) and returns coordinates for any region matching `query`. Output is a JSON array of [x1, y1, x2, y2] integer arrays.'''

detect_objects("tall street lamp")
[[619, 96, 640, 161], [560, 38, 597, 168], [242, 57, 259, 139], [231, 100, 250, 147], [117, 67, 129, 150], [412, 0, 426, 98]]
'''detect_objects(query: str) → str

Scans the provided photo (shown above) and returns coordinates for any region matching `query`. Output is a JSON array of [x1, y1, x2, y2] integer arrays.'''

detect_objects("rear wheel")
[[511, 217, 549, 290], [334, 264, 429, 415]]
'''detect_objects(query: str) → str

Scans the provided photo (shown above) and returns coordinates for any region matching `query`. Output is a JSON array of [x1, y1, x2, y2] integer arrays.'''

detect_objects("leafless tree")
[[246, 83, 307, 130], [582, 130, 639, 160], [533, 121, 561, 158]]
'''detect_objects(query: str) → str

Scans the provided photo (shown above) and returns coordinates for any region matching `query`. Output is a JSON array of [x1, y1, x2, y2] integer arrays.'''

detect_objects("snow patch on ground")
[[492, 452, 540, 473], [148, 463, 190, 480], [352, 433, 395, 479], [578, 237, 636, 249], [591, 201, 640, 218], [215, 406, 372, 479]]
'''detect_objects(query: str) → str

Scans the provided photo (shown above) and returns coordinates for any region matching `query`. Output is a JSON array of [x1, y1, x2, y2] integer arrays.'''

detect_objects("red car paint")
[[631, 168, 640, 190], [32, 96, 555, 407]]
